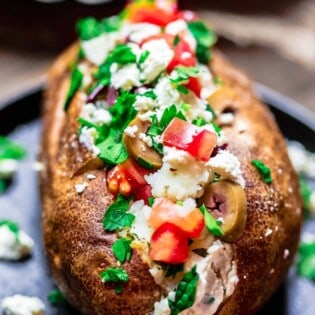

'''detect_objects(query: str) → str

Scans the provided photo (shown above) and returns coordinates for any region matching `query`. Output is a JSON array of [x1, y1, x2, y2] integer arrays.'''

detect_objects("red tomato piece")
[[149, 222, 189, 264], [162, 118, 217, 161], [185, 77, 202, 97], [134, 184, 152, 205], [148, 198, 205, 238], [107, 159, 150, 197]]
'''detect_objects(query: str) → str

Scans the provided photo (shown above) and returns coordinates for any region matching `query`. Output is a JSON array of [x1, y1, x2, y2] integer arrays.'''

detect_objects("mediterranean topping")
[[47, 289, 67, 306], [1, 295, 45, 315], [69, 0, 247, 312], [251, 159, 272, 184], [0, 220, 34, 261], [297, 235, 315, 281]]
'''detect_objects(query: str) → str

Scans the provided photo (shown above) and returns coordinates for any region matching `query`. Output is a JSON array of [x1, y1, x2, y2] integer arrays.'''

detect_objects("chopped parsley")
[[76, 15, 121, 41], [297, 240, 315, 281], [100, 266, 129, 294], [192, 117, 206, 127], [64, 67, 83, 111], [168, 266, 199, 315], [103, 194, 135, 231], [112, 238, 132, 264], [170, 66, 199, 84], [211, 122, 221, 136], [251, 159, 272, 184], [47, 289, 66, 306], [173, 35, 180, 47], [139, 50, 150, 64], [148, 196, 155, 207], [206, 104, 217, 119], [0, 136, 26, 160], [0, 220, 19, 237], [141, 90, 157, 99], [77, 117, 108, 143], [200, 204, 224, 237], [176, 85, 189, 95], [136, 157, 154, 170], [161, 263, 184, 278], [299, 176, 313, 219], [187, 20, 216, 64]]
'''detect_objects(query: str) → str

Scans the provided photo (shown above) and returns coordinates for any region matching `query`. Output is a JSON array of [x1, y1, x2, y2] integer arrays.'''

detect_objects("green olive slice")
[[199, 180, 247, 242], [123, 117, 162, 169]]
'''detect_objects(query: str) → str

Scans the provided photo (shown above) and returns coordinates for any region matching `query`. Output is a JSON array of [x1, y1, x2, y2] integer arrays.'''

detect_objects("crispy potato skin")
[[40, 46, 302, 315]]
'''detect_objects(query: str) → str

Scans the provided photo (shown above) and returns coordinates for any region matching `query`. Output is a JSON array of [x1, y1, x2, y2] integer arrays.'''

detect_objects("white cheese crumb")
[[77, 63, 92, 89], [80, 103, 112, 125], [165, 19, 196, 51], [0, 159, 18, 179], [32, 161, 45, 172], [0, 226, 34, 261], [154, 77, 181, 109], [79, 126, 100, 156], [86, 174, 96, 180], [129, 200, 153, 242], [140, 39, 174, 83], [124, 125, 139, 138], [283, 249, 290, 259], [133, 95, 156, 112], [153, 297, 171, 315], [198, 64, 217, 100], [206, 150, 245, 188], [110, 63, 141, 90], [139, 133, 153, 147], [2, 295, 45, 315], [264, 228, 273, 237], [219, 113, 234, 125], [75, 182, 88, 194], [125, 22, 161, 44], [81, 32, 120, 65]]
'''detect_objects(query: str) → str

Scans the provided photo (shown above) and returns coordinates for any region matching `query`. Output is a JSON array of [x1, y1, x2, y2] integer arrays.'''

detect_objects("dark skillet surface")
[[0, 86, 314, 315]]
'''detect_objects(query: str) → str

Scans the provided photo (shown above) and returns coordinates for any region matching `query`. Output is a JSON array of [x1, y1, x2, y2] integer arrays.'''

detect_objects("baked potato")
[[39, 1, 302, 314]]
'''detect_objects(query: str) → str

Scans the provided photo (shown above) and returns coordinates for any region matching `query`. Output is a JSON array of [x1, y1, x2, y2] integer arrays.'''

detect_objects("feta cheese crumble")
[[2, 295, 45, 315], [124, 23, 161, 44], [79, 126, 100, 156], [80, 103, 112, 125], [75, 182, 88, 194], [110, 63, 141, 90], [0, 159, 18, 179], [0, 225, 34, 261]]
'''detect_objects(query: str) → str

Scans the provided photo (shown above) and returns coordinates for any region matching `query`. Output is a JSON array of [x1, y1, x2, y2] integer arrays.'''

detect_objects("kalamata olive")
[[207, 86, 237, 116], [73, 157, 104, 177], [123, 117, 162, 169], [199, 180, 247, 242]]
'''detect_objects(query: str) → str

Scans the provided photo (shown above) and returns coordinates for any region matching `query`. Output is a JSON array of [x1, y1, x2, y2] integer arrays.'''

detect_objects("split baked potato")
[[39, 1, 302, 314]]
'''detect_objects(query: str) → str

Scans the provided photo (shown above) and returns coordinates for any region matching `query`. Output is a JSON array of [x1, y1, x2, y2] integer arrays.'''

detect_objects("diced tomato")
[[134, 184, 152, 205], [107, 159, 150, 198], [125, 2, 175, 27], [148, 198, 205, 238], [149, 222, 189, 264], [185, 77, 201, 97], [141, 34, 196, 72]]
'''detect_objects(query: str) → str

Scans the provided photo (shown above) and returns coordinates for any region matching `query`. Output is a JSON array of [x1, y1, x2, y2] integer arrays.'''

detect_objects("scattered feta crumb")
[[80, 103, 112, 125], [153, 297, 171, 315], [283, 249, 290, 259], [139, 133, 153, 147], [132, 95, 156, 112], [124, 22, 161, 44], [264, 228, 273, 237], [198, 64, 217, 100], [154, 77, 181, 110], [110, 63, 141, 91], [129, 200, 153, 242], [207, 150, 245, 188], [124, 125, 139, 138], [0, 225, 34, 261], [140, 39, 174, 83], [86, 174, 96, 180], [79, 126, 100, 156], [75, 182, 88, 194], [32, 161, 45, 172], [219, 113, 234, 125], [2, 295, 45, 315], [81, 32, 120, 65], [0, 159, 18, 179]]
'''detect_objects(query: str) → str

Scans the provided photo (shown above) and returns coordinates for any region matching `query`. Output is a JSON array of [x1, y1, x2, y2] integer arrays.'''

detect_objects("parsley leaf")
[[103, 194, 135, 231], [96, 129, 128, 165], [95, 62, 111, 87], [100, 266, 129, 294], [107, 44, 137, 65], [168, 266, 199, 315], [0, 179, 5, 193], [77, 117, 109, 143], [0, 136, 26, 160], [251, 159, 272, 184], [299, 176, 313, 219], [176, 85, 189, 95], [141, 90, 157, 99], [64, 67, 83, 111], [297, 240, 315, 281], [173, 35, 180, 47], [211, 122, 221, 136], [0, 220, 19, 236], [206, 104, 216, 119], [192, 117, 206, 127], [200, 205, 224, 237], [47, 289, 66, 306], [188, 21, 216, 64], [139, 50, 150, 64], [148, 196, 155, 207], [112, 238, 132, 264], [170, 66, 199, 84]]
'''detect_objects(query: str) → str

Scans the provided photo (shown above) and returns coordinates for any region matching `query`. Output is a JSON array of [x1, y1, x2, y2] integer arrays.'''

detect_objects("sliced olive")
[[73, 157, 104, 177], [199, 180, 247, 242], [123, 117, 162, 169]]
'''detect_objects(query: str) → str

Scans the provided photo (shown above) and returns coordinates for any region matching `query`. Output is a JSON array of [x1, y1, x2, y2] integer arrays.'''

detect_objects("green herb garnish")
[[206, 104, 217, 119], [297, 240, 315, 281], [192, 117, 206, 127], [211, 122, 221, 136], [200, 204, 224, 237], [0, 220, 19, 236], [48, 289, 66, 306], [139, 50, 150, 64], [64, 67, 83, 111], [112, 238, 132, 264], [148, 196, 155, 207], [0, 136, 26, 160], [77, 117, 109, 143], [103, 194, 135, 231], [107, 44, 137, 65], [299, 176, 313, 219], [170, 66, 199, 84], [251, 159, 272, 184], [168, 266, 199, 315], [173, 35, 180, 47], [141, 90, 157, 99], [188, 20, 216, 64], [176, 85, 189, 95], [100, 266, 129, 294], [136, 157, 154, 170]]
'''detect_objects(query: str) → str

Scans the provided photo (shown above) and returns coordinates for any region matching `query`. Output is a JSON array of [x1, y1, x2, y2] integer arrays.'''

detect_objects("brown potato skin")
[[40, 45, 302, 315]]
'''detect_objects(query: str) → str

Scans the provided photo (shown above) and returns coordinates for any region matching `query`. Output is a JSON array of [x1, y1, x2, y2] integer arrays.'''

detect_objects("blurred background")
[[0, 0, 314, 112]]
